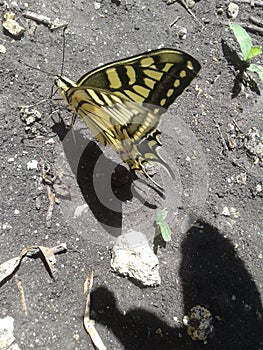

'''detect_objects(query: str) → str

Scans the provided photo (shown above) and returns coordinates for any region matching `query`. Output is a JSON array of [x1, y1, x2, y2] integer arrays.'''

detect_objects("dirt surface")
[[0, 0, 262, 349]]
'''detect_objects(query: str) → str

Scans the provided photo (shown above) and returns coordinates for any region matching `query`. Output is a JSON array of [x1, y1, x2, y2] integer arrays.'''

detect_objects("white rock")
[[3, 19, 25, 38], [0, 316, 20, 350], [227, 2, 239, 18], [236, 172, 247, 185], [45, 138, 55, 144], [74, 204, 89, 218], [256, 184, 262, 193], [94, 1, 101, 9], [222, 206, 230, 217], [111, 230, 161, 286], [0, 45, 6, 54], [178, 27, 187, 40], [2, 223, 12, 230], [27, 159, 38, 170], [229, 207, 240, 218]]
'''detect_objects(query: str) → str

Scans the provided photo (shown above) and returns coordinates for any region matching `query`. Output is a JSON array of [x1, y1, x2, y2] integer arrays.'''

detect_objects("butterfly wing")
[[76, 48, 201, 111], [59, 82, 169, 175], [56, 49, 200, 178]]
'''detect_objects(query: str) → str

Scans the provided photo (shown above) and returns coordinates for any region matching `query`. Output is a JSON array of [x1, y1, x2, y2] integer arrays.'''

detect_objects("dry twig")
[[240, 23, 263, 36], [41, 162, 59, 228], [170, 16, 181, 27], [14, 274, 28, 316], [249, 16, 263, 28], [235, 0, 263, 7], [83, 272, 106, 350], [46, 184, 56, 228], [23, 11, 68, 30], [177, 0, 204, 28]]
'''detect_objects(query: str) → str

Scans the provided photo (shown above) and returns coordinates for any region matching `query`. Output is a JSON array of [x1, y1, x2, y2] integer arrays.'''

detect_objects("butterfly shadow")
[[90, 221, 263, 349], [51, 120, 157, 237], [221, 39, 261, 98]]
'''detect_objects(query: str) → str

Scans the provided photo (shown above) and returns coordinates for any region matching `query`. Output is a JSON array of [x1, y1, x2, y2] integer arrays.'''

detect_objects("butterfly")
[[55, 49, 200, 182]]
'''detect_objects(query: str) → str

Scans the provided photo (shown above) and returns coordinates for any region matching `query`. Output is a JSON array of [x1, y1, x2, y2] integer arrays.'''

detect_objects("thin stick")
[[241, 23, 263, 36], [235, 0, 263, 7], [23, 11, 53, 26], [14, 274, 28, 316], [25, 243, 67, 257], [46, 184, 56, 228], [60, 27, 67, 76], [177, 0, 204, 29], [83, 272, 107, 350], [232, 119, 244, 134], [170, 16, 181, 27], [17, 99, 51, 109], [249, 16, 263, 28], [23, 11, 68, 30], [216, 124, 229, 153]]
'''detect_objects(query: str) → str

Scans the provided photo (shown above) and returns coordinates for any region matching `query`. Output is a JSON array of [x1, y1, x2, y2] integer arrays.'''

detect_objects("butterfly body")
[[55, 49, 200, 178]]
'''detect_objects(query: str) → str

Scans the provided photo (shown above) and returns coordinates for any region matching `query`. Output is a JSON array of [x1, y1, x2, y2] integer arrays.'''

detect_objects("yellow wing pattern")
[[55, 49, 200, 178]]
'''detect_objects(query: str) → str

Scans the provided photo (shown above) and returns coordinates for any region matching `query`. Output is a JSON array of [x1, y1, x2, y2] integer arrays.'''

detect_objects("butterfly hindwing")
[[59, 83, 163, 173]]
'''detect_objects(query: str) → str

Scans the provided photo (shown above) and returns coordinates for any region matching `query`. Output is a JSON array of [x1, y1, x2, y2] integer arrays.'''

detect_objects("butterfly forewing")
[[76, 49, 200, 111], [56, 49, 200, 179]]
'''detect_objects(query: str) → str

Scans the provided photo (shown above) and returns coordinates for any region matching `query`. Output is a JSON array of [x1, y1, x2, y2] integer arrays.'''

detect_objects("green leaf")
[[247, 46, 262, 62], [156, 210, 171, 242], [248, 64, 263, 81], [230, 23, 252, 61]]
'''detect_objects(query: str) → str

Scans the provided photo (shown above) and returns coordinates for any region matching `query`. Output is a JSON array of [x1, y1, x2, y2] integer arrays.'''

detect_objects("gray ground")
[[0, 0, 262, 349]]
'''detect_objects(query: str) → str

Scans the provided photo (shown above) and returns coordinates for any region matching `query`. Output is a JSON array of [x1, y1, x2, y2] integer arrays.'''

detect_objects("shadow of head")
[[91, 222, 262, 349], [180, 222, 263, 349]]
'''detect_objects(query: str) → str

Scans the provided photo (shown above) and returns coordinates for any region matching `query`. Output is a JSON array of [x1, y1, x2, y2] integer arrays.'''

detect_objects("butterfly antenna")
[[60, 27, 67, 76], [50, 27, 66, 99], [18, 59, 54, 77]]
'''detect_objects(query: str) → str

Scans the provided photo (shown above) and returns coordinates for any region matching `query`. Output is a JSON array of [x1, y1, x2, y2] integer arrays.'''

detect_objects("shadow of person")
[[91, 286, 179, 350], [180, 221, 263, 349], [91, 221, 263, 349]]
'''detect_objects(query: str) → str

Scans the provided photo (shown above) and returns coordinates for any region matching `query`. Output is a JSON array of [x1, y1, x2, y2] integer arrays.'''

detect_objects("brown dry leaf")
[[38, 246, 57, 277], [0, 256, 22, 283], [83, 271, 106, 350], [0, 244, 67, 284]]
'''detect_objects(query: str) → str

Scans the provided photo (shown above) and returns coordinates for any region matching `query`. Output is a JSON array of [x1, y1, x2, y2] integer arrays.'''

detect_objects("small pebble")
[[222, 206, 230, 217], [94, 1, 101, 9], [255, 184, 262, 193], [3, 12, 16, 20], [229, 207, 240, 218], [27, 160, 38, 170], [72, 333, 79, 341], [3, 223, 12, 230], [45, 138, 55, 144], [3, 18, 25, 38], [178, 28, 187, 40], [216, 192, 225, 198], [227, 2, 239, 18], [0, 44, 6, 54], [217, 7, 224, 15]]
